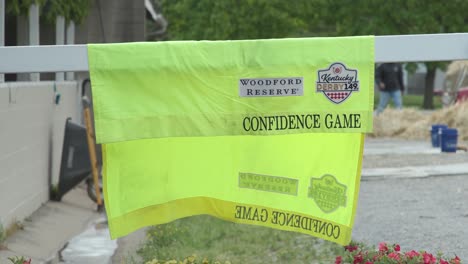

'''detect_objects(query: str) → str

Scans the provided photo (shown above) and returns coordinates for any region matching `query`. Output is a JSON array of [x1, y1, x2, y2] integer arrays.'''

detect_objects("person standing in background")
[[375, 63, 405, 114]]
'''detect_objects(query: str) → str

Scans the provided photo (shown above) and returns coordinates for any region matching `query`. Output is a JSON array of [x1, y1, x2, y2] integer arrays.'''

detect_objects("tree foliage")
[[159, 0, 320, 40], [320, 0, 468, 109], [41, 0, 90, 24], [6, 0, 90, 24], [6, 0, 46, 17], [160, 0, 468, 39], [160, 0, 468, 108]]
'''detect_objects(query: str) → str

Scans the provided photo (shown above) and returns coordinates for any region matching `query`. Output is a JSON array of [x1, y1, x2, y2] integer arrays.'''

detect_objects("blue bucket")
[[440, 128, 458, 152], [430, 124, 447, 147]]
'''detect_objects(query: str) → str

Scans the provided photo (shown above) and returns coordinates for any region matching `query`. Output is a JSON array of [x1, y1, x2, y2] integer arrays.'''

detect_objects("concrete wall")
[[0, 81, 82, 229], [0, 0, 146, 233]]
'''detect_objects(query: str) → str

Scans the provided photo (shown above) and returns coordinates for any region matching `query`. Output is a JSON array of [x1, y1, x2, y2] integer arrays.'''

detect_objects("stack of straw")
[[371, 100, 468, 142]]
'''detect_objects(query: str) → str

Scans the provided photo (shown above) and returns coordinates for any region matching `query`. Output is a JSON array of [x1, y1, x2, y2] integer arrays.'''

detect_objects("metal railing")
[[0, 33, 468, 74]]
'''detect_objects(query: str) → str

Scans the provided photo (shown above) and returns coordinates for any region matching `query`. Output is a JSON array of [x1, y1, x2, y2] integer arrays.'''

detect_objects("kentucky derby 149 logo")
[[308, 174, 347, 213], [316, 62, 359, 104]]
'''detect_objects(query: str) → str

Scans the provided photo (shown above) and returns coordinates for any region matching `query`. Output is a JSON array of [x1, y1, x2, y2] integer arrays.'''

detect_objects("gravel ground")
[[363, 137, 468, 168], [353, 173, 468, 259], [363, 153, 468, 168], [355, 138, 468, 258]]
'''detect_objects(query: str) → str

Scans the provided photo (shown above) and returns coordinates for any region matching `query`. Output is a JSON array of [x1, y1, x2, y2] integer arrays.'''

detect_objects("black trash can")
[[50, 118, 91, 201]]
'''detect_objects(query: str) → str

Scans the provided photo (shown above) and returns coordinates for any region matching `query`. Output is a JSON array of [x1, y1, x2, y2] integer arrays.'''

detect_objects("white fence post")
[[29, 3, 40, 81], [0, 0, 5, 82], [65, 21, 75, 81], [55, 16, 65, 81]]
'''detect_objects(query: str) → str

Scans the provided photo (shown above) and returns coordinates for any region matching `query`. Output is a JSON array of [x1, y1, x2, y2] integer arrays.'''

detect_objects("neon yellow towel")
[[88, 36, 374, 245]]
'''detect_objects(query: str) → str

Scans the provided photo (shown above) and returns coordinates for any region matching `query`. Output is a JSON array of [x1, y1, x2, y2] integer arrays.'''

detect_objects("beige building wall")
[[0, 82, 81, 228]]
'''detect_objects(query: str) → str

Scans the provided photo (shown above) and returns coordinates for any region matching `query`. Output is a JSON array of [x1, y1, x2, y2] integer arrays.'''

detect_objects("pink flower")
[[378, 242, 388, 252], [388, 252, 400, 261], [345, 245, 359, 252], [405, 250, 420, 259], [333, 243, 462, 264], [335, 256, 342, 264], [353, 253, 363, 264], [23, 259, 31, 264], [451, 256, 461, 264], [422, 252, 437, 264]]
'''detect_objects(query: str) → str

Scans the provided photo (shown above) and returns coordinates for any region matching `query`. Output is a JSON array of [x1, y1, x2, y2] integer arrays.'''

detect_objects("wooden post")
[[84, 106, 103, 208]]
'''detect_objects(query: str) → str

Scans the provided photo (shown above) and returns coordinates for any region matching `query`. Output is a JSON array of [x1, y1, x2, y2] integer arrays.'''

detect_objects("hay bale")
[[372, 100, 468, 142], [371, 108, 428, 139], [445, 60, 468, 91], [446, 60, 468, 76], [428, 101, 468, 141]]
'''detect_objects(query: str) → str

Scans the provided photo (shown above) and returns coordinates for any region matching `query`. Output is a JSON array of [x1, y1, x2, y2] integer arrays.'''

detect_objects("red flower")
[[334, 243, 462, 264], [451, 256, 461, 264], [423, 252, 437, 264], [353, 253, 363, 264], [378, 242, 388, 252], [388, 252, 401, 261], [345, 245, 359, 252], [405, 250, 420, 259], [23, 259, 31, 264], [335, 256, 342, 264]]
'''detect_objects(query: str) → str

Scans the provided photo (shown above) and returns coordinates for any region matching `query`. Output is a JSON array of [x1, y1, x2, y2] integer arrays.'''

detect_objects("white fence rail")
[[0, 33, 468, 74]]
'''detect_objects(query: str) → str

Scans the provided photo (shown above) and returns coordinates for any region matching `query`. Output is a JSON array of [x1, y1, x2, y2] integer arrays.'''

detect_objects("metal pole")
[[55, 16, 65, 81], [0, 0, 5, 82], [65, 21, 75, 80], [29, 3, 40, 81]]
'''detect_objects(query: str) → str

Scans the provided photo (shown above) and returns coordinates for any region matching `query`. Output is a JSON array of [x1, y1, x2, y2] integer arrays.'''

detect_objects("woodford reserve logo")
[[239, 77, 304, 97], [308, 174, 347, 213], [316, 62, 359, 104]]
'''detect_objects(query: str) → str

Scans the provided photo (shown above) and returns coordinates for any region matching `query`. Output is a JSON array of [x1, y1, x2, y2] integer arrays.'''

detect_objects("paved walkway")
[[0, 138, 466, 263], [362, 138, 468, 179], [0, 185, 101, 264]]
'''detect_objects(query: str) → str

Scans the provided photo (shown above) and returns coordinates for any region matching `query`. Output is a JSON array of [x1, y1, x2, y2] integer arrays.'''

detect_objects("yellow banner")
[[107, 197, 353, 246], [88, 36, 374, 245], [88, 37, 374, 143]]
